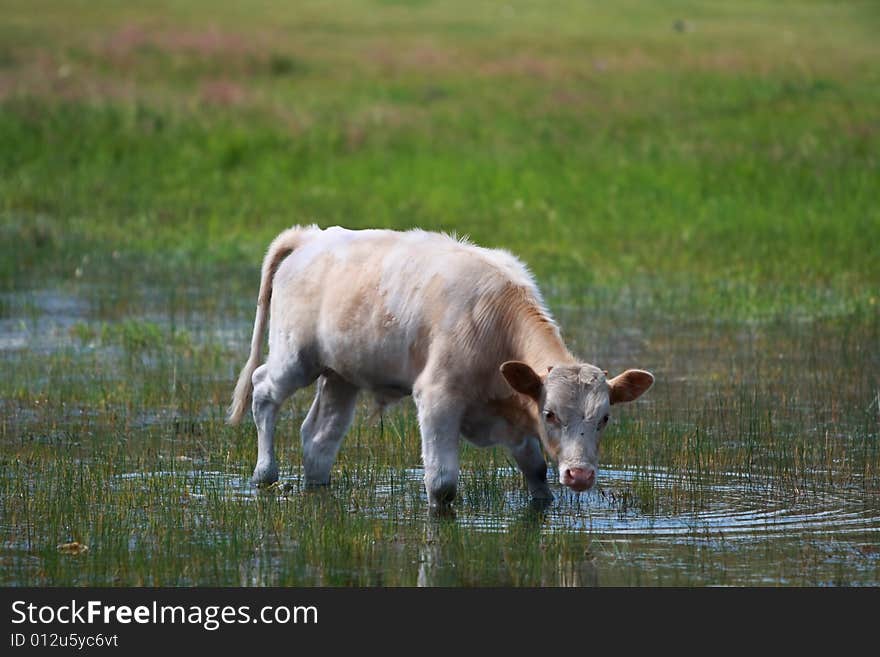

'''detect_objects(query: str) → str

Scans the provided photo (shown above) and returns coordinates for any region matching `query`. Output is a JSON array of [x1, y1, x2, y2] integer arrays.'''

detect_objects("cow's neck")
[[493, 309, 574, 411], [487, 306, 576, 437], [511, 313, 577, 375]]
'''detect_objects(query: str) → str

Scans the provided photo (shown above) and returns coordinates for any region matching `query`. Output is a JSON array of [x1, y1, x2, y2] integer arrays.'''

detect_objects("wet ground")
[[1, 282, 878, 586]]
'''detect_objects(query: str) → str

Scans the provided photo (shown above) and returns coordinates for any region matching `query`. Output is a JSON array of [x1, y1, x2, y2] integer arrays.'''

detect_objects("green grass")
[[1, 1, 879, 586], [1, 0, 878, 317]]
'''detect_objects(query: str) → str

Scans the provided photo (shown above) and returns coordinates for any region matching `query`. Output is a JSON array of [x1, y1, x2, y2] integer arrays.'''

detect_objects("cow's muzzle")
[[561, 467, 595, 492]]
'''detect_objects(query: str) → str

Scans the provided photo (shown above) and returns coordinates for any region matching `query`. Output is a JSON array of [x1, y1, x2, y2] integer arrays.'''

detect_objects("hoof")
[[252, 463, 279, 487], [428, 504, 457, 520], [427, 482, 457, 507], [528, 496, 553, 513], [530, 485, 554, 501]]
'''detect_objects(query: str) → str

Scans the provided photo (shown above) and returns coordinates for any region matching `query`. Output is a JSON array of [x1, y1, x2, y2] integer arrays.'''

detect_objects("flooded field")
[[1, 279, 877, 586], [1, 0, 877, 590]]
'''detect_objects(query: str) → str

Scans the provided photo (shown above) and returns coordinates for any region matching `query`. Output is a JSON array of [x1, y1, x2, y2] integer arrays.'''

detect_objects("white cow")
[[228, 225, 653, 506]]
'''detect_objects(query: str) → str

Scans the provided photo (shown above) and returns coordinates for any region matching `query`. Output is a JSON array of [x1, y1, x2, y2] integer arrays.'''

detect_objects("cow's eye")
[[544, 410, 559, 425], [599, 414, 610, 428]]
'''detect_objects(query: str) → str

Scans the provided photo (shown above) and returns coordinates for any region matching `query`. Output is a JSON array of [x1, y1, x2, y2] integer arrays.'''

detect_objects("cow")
[[228, 225, 654, 507]]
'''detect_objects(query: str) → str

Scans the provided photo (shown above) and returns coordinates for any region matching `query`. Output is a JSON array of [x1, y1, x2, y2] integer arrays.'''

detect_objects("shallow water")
[[1, 283, 878, 586], [114, 464, 880, 539], [98, 462, 880, 586]]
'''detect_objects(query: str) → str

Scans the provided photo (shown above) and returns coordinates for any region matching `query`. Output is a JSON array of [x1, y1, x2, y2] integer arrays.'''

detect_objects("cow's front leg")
[[414, 386, 464, 507], [510, 437, 553, 501]]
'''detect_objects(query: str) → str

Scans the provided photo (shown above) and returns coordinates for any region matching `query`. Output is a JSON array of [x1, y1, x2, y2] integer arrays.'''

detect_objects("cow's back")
[[269, 226, 548, 396]]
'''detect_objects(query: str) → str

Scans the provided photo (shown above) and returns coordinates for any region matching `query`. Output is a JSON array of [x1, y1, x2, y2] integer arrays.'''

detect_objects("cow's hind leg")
[[300, 371, 359, 486], [251, 355, 318, 486], [509, 437, 553, 501], [414, 384, 464, 507]]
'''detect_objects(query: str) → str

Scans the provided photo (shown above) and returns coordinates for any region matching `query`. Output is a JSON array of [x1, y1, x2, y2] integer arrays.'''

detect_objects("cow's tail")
[[227, 226, 312, 425]]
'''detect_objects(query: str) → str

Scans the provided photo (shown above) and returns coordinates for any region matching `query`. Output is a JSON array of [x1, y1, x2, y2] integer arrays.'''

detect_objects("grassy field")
[[2, 0, 879, 315], [1, 1, 878, 586]]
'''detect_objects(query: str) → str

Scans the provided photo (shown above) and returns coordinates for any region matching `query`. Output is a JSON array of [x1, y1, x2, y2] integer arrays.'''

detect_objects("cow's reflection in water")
[[417, 507, 599, 587]]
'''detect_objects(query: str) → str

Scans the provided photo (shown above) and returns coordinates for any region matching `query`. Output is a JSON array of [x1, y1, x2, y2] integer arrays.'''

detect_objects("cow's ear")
[[608, 369, 654, 405], [501, 361, 543, 403]]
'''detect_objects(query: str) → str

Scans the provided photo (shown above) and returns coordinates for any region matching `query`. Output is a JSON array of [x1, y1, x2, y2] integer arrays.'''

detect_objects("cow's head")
[[501, 362, 653, 492]]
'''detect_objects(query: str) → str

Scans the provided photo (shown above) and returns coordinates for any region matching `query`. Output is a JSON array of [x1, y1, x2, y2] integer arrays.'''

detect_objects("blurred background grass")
[[1, 0, 878, 315]]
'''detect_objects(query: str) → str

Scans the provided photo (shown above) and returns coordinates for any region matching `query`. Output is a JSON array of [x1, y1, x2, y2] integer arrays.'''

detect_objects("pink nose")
[[563, 467, 595, 492]]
